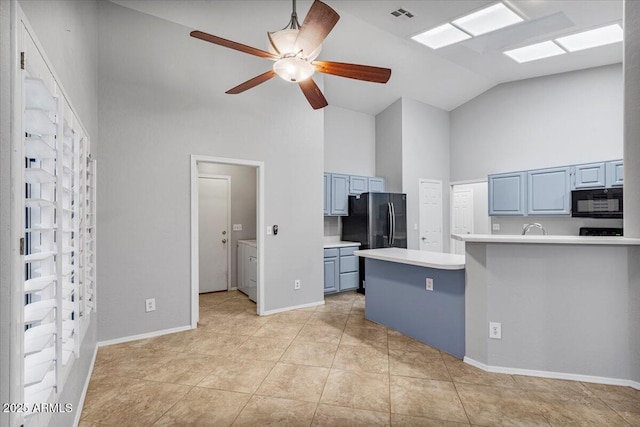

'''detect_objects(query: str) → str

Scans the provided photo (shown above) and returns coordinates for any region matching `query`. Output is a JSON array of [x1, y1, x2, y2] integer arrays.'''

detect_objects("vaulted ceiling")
[[110, 0, 623, 115]]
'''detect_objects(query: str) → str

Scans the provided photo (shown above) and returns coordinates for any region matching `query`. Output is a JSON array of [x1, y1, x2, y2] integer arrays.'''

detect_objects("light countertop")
[[354, 248, 465, 270], [324, 240, 361, 249], [452, 234, 640, 246]]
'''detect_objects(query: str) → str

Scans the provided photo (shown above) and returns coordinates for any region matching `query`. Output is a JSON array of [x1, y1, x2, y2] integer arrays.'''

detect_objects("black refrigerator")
[[341, 192, 407, 293]]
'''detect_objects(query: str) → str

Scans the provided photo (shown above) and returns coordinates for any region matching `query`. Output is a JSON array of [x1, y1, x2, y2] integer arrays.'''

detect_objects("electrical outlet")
[[145, 298, 156, 313], [489, 322, 502, 339], [294, 279, 301, 290], [492, 223, 500, 231], [425, 278, 433, 291], [233, 224, 242, 231]]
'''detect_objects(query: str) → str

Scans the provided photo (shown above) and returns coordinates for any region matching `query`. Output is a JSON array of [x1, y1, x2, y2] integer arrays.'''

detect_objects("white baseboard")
[[261, 300, 325, 316], [464, 357, 640, 390], [73, 344, 98, 427], [98, 325, 193, 347]]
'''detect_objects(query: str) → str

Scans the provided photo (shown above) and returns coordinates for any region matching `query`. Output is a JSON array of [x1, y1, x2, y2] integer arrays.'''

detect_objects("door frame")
[[191, 155, 265, 327], [418, 179, 443, 252], [197, 174, 231, 293]]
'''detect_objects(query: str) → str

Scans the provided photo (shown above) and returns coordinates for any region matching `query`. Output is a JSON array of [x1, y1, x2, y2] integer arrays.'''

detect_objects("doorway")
[[450, 181, 490, 254], [418, 179, 443, 252], [191, 155, 265, 327], [198, 175, 230, 293]]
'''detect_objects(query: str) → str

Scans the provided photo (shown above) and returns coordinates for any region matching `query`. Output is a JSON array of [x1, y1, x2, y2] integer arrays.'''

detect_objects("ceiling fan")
[[190, 0, 392, 109]]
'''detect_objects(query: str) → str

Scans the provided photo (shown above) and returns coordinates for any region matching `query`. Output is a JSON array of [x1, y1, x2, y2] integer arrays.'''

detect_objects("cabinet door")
[[368, 177, 386, 193], [349, 175, 368, 195], [573, 162, 605, 189], [331, 174, 349, 215], [324, 257, 339, 293], [323, 173, 330, 215], [527, 167, 571, 215], [606, 160, 623, 187], [488, 172, 526, 216]]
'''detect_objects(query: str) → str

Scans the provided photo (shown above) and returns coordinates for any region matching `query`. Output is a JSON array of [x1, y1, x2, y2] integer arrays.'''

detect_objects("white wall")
[[450, 64, 623, 182], [624, 0, 640, 385], [324, 105, 375, 238], [402, 98, 450, 251], [97, 1, 324, 341], [375, 99, 403, 193], [197, 163, 257, 289], [324, 105, 375, 176]]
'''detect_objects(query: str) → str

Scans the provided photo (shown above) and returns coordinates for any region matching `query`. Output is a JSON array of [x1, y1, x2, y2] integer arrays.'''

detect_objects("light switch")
[[267, 226, 272, 235], [233, 224, 242, 231]]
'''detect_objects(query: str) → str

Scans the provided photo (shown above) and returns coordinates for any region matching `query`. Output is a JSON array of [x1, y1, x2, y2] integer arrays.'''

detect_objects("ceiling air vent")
[[390, 8, 414, 19]]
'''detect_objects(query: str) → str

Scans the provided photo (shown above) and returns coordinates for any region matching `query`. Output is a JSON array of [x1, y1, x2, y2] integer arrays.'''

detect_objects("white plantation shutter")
[[22, 70, 59, 421], [17, 16, 97, 427]]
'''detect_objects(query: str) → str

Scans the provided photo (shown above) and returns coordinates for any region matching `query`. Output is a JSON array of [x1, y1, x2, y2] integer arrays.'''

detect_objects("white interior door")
[[419, 179, 443, 252], [198, 177, 229, 293], [451, 187, 474, 255]]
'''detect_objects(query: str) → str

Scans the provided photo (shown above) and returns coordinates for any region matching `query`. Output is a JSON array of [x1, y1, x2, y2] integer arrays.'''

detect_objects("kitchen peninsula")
[[354, 248, 466, 358], [453, 233, 640, 387]]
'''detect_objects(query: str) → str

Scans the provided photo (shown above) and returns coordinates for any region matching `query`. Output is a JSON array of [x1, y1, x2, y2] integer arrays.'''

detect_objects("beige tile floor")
[[80, 290, 640, 426]]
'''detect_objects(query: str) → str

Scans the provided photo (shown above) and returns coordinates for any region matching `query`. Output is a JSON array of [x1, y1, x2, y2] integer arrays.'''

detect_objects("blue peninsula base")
[[364, 258, 466, 358]]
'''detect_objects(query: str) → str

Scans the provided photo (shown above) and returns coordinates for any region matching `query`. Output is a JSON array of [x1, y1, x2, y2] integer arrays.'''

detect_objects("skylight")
[[503, 41, 566, 63], [555, 24, 623, 52], [411, 23, 471, 49], [452, 3, 523, 37]]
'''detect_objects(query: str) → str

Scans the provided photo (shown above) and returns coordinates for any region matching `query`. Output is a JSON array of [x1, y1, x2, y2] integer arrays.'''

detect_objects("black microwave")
[[571, 188, 623, 218]]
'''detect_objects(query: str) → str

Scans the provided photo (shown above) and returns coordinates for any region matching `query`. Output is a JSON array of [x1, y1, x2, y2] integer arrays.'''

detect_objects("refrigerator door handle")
[[390, 202, 396, 245], [387, 202, 393, 246]]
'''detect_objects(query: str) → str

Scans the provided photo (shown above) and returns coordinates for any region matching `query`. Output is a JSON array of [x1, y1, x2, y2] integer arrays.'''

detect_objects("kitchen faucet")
[[522, 223, 547, 235]]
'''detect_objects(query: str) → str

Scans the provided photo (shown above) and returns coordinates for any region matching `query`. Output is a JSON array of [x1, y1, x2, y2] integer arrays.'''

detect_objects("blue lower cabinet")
[[323, 248, 339, 293], [324, 246, 360, 293]]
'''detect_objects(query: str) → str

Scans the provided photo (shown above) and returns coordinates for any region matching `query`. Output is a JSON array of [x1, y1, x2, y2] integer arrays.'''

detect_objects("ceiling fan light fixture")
[[268, 29, 322, 60], [273, 57, 315, 82]]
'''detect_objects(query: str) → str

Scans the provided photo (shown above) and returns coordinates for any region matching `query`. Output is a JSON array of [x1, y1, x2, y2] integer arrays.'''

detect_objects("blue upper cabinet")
[[488, 172, 526, 216], [323, 173, 331, 216], [606, 160, 623, 187], [573, 162, 606, 189], [349, 175, 369, 195], [527, 167, 571, 215], [330, 173, 350, 216], [368, 177, 386, 193]]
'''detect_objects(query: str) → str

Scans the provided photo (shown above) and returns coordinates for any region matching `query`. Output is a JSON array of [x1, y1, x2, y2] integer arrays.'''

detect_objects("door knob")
[[222, 230, 227, 235], [222, 239, 227, 244], [421, 237, 427, 241]]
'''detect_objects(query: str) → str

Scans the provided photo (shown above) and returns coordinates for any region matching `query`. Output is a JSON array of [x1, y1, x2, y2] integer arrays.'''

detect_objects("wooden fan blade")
[[298, 78, 328, 110], [226, 70, 277, 94], [295, 1, 340, 58], [190, 30, 277, 59], [313, 61, 391, 83]]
